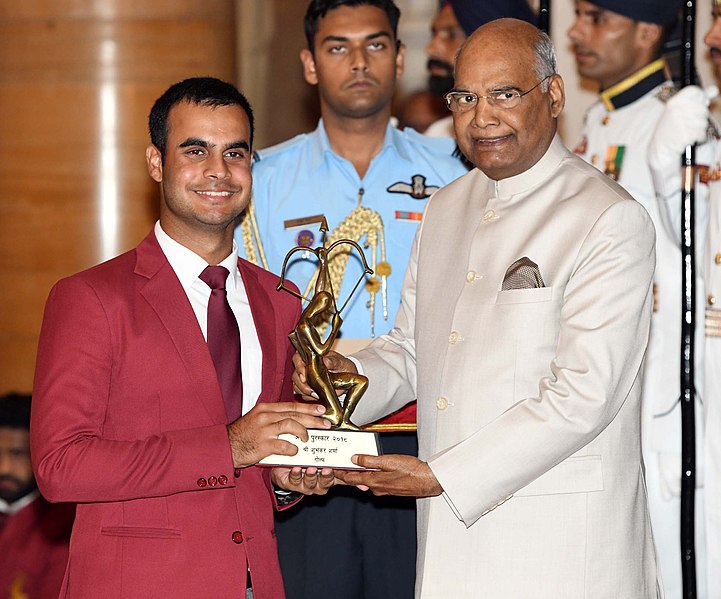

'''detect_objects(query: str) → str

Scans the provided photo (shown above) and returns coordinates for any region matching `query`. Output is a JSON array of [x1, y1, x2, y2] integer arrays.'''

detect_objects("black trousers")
[[274, 432, 418, 599]]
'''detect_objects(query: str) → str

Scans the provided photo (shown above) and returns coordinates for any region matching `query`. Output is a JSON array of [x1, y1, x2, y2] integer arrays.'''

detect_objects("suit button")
[[709, 294, 717, 306], [232, 531, 244, 544], [436, 397, 448, 411], [219, 475, 228, 485], [466, 270, 481, 283], [448, 331, 461, 344], [208, 476, 218, 487], [197, 478, 207, 488], [234, 468, 242, 478], [716, 253, 721, 265], [482, 210, 497, 223]]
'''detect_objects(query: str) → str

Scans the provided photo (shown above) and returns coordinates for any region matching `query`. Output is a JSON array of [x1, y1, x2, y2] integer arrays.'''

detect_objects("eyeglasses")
[[444, 75, 553, 113]]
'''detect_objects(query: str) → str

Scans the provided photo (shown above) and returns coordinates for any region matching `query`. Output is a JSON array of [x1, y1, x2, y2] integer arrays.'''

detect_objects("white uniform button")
[[466, 271, 482, 283], [483, 210, 498, 223], [436, 397, 448, 410], [448, 331, 461, 344]]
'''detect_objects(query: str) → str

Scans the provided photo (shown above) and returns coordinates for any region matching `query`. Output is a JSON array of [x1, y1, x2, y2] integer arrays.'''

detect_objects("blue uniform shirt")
[[236, 119, 467, 339]]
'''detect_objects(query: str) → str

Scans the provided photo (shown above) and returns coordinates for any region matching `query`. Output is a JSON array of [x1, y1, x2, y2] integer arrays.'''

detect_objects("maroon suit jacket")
[[0, 496, 74, 599], [31, 231, 300, 599]]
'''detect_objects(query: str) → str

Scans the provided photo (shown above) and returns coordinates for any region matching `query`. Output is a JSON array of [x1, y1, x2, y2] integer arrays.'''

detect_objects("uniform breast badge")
[[706, 308, 721, 337], [604, 145, 626, 181], [387, 174, 439, 199]]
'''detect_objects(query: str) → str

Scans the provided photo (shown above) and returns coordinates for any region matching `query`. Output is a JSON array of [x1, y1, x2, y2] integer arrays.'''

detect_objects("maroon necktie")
[[200, 265, 243, 422]]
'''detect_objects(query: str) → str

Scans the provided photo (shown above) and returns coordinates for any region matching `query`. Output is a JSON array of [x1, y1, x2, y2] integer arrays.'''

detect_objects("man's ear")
[[637, 22, 663, 50], [548, 74, 566, 119], [146, 145, 163, 183], [300, 48, 319, 85], [395, 41, 406, 80]]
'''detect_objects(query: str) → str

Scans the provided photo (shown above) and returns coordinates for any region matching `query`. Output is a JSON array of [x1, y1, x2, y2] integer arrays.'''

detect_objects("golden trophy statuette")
[[258, 217, 380, 469]]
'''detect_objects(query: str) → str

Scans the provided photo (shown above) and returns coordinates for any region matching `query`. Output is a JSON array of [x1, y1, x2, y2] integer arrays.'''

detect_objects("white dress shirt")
[[154, 221, 262, 414]]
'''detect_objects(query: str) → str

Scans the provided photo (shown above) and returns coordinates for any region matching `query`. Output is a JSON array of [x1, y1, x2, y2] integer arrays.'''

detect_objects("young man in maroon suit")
[[31, 78, 333, 599]]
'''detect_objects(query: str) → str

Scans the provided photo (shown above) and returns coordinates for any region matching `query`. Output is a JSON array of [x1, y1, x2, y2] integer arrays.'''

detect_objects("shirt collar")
[[0, 489, 39, 515], [154, 221, 239, 292], [307, 119, 407, 171], [599, 58, 668, 111], [492, 134, 567, 198]]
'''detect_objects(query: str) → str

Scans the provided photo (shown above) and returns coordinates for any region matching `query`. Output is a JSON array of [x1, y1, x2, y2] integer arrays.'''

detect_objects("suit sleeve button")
[[208, 476, 218, 487], [219, 475, 228, 485], [234, 468, 242, 478], [197, 478, 207, 488], [232, 531, 244, 544]]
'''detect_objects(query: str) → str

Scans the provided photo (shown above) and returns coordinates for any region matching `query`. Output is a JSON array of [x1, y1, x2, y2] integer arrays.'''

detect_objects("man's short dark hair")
[[148, 77, 254, 160], [0, 393, 31, 430], [304, 0, 401, 53]]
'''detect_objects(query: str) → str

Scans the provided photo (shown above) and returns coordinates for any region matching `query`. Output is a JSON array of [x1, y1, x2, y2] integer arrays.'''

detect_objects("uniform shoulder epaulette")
[[254, 132, 309, 163]]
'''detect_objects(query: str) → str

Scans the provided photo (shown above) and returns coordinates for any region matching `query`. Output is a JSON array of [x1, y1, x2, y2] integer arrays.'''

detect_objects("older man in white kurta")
[[295, 19, 663, 598]]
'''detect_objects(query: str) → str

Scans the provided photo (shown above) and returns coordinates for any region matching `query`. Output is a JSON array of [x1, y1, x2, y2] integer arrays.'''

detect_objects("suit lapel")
[[135, 232, 227, 424], [239, 260, 279, 405]]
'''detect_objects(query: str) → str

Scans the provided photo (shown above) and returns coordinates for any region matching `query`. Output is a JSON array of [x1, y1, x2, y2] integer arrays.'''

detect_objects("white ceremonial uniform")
[[701, 154, 721, 599], [574, 60, 707, 598], [352, 136, 662, 598], [650, 115, 721, 599]]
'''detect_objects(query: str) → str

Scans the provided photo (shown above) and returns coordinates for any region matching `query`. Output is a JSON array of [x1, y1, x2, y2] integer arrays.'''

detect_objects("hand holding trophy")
[[259, 218, 380, 469]]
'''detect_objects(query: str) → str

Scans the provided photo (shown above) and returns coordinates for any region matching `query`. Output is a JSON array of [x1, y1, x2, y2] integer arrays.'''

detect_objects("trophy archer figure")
[[277, 218, 372, 431]]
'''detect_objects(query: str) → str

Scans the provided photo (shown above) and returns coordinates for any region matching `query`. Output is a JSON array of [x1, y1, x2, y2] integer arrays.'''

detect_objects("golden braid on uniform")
[[239, 197, 269, 270], [302, 206, 389, 336]]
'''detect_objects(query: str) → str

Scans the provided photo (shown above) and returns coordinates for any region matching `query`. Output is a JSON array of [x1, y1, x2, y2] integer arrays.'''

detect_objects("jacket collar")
[[134, 232, 280, 424], [599, 58, 667, 111], [237, 260, 279, 405]]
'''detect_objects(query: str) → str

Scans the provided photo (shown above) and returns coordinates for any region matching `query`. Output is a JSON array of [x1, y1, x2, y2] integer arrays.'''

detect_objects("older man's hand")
[[291, 350, 357, 399], [335, 454, 443, 498]]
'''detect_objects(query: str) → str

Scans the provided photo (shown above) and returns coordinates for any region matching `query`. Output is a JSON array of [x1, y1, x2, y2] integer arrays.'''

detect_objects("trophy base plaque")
[[259, 428, 381, 470]]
